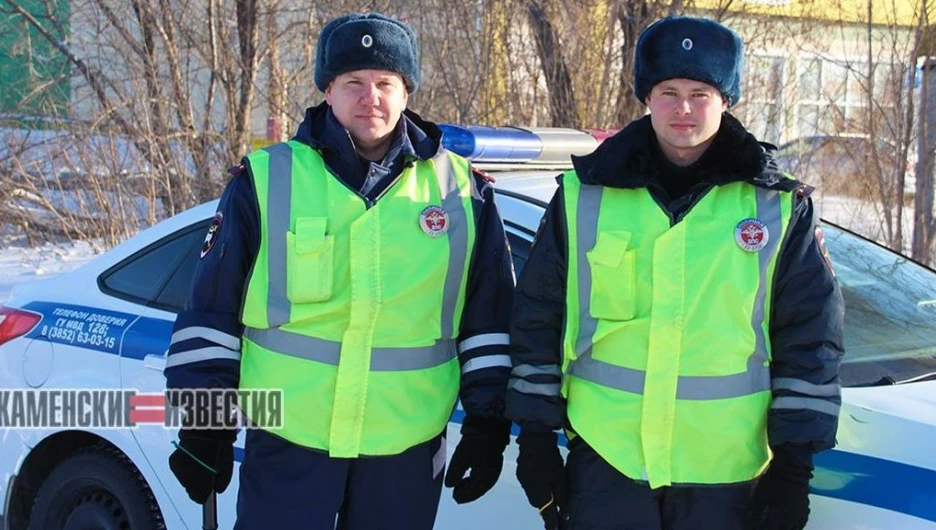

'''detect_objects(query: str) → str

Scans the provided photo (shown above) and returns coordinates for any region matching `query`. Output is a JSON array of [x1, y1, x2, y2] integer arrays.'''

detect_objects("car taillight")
[[0, 306, 42, 346]]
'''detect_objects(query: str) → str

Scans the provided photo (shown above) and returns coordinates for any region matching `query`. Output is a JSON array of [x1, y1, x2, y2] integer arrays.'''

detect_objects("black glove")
[[748, 447, 814, 530], [444, 416, 511, 503], [517, 429, 568, 530], [169, 428, 235, 504]]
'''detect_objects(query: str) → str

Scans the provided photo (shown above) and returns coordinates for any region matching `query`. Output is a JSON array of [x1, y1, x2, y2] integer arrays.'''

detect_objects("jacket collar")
[[292, 101, 443, 161], [571, 113, 786, 189]]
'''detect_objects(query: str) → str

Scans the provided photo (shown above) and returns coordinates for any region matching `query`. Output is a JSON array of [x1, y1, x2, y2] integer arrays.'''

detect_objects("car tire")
[[28, 445, 164, 530]]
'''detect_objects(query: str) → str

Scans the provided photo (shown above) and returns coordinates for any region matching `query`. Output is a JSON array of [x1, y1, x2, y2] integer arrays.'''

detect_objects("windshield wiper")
[[858, 372, 936, 386], [896, 372, 936, 384], [854, 376, 897, 387]]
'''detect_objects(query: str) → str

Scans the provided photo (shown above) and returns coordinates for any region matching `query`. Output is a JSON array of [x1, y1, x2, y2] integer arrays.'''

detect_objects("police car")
[[1, 127, 935, 530]]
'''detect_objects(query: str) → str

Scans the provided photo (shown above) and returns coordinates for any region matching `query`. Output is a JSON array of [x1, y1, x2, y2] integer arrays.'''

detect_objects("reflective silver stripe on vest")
[[265, 142, 293, 327], [739, 186, 782, 397], [259, 148, 468, 340], [244, 328, 456, 371], [436, 152, 469, 339], [574, 184, 603, 357], [569, 186, 782, 400]]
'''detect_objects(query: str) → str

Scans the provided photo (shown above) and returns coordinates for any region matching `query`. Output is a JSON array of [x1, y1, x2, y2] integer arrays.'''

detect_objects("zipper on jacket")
[[647, 185, 677, 225], [369, 160, 414, 205], [322, 164, 376, 209], [648, 182, 715, 227], [673, 184, 714, 224], [323, 157, 411, 210]]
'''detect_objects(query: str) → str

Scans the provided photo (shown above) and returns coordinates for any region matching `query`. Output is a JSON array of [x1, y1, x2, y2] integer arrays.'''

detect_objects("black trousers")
[[566, 437, 755, 530], [234, 429, 445, 530]]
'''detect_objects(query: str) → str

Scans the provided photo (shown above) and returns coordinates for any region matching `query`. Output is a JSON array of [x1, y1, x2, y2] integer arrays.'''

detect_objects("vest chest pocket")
[[586, 231, 637, 321], [286, 217, 334, 303]]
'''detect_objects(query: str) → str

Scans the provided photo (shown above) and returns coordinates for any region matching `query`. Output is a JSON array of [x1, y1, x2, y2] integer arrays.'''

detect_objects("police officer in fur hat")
[[507, 16, 844, 530], [165, 12, 515, 529]]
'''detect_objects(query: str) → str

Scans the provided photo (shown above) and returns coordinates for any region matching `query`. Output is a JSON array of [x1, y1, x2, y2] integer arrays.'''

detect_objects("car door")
[[102, 220, 242, 527]]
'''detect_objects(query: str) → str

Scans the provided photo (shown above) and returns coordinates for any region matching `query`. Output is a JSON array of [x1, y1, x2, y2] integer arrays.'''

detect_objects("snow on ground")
[[0, 238, 99, 304], [814, 193, 915, 252]]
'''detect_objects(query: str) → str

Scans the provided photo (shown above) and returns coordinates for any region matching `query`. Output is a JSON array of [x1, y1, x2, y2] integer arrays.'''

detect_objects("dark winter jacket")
[[164, 102, 515, 421], [505, 114, 845, 463]]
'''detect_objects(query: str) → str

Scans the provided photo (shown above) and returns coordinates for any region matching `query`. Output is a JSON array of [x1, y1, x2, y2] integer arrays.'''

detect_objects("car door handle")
[[144, 353, 167, 372]]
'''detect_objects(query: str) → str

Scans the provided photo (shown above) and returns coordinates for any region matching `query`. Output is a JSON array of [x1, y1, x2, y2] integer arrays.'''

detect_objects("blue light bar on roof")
[[512, 127, 599, 165], [439, 124, 614, 170], [439, 125, 542, 163]]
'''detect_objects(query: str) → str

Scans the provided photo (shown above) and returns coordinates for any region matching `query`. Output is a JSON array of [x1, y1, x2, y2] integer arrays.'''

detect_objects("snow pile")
[[0, 239, 99, 304]]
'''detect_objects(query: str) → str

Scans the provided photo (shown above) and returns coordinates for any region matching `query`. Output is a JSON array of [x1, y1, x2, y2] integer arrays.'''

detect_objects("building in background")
[[0, 0, 71, 121], [703, 0, 921, 147]]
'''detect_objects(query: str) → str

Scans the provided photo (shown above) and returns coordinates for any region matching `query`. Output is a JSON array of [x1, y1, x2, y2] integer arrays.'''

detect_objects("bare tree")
[[912, 2, 935, 262], [1, 0, 929, 260], [610, 0, 685, 124], [524, 0, 578, 127]]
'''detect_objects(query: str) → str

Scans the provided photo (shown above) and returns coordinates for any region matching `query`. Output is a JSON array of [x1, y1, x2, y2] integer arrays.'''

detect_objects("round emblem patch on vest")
[[735, 218, 768, 252], [419, 206, 449, 237]]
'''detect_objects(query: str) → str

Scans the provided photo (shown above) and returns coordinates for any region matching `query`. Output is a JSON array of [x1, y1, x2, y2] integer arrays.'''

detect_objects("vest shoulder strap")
[[752, 168, 802, 193]]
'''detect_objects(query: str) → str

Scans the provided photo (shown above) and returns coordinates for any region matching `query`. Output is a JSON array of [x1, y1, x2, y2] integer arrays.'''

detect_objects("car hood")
[[844, 380, 936, 425]]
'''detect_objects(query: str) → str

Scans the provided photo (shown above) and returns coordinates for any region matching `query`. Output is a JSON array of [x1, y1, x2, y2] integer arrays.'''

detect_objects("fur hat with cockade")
[[634, 16, 744, 106], [314, 12, 420, 93]]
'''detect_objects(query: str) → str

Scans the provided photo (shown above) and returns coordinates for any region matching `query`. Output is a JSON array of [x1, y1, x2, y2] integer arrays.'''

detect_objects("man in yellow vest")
[[163, 12, 516, 529], [506, 16, 844, 530]]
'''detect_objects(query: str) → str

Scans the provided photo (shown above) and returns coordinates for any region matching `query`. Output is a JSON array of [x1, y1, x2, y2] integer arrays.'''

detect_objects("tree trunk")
[[914, 56, 936, 263], [613, 0, 683, 125], [525, 0, 578, 127]]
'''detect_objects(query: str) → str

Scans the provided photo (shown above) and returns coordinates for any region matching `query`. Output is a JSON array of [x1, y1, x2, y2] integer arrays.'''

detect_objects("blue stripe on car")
[[15, 301, 936, 523], [121, 316, 173, 360], [22, 301, 172, 360], [813, 449, 936, 523], [23, 301, 136, 355]]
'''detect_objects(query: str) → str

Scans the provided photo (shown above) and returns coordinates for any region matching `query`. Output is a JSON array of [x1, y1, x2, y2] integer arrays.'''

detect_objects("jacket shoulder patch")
[[200, 211, 223, 259]]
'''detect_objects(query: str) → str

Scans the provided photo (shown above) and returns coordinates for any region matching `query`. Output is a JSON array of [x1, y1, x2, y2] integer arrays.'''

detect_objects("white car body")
[[2, 135, 935, 529]]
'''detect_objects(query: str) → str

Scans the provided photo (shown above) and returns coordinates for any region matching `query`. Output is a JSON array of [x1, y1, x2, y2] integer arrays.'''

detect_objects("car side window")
[[100, 223, 208, 310], [154, 241, 202, 312]]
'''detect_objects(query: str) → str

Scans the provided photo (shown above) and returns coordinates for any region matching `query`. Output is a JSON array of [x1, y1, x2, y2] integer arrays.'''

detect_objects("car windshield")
[[824, 223, 936, 386]]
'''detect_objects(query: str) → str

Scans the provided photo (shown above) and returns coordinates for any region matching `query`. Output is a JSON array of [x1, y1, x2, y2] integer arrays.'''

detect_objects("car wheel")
[[28, 445, 164, 530]]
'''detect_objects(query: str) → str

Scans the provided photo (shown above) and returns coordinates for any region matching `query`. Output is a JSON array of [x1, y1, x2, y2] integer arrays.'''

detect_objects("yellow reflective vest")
[[562, 170, 795, 487], [239, 141, 476, 457]]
